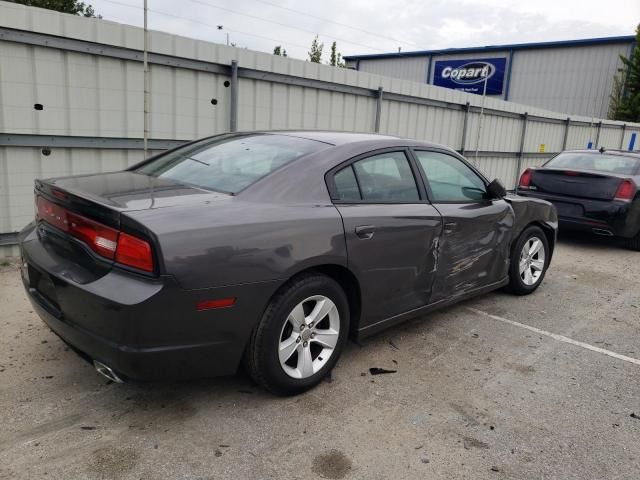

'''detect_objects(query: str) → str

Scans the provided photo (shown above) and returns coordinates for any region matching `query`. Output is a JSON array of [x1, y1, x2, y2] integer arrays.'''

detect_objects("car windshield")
[[545, 152, 640, 175], [135, 134, 327, 193]]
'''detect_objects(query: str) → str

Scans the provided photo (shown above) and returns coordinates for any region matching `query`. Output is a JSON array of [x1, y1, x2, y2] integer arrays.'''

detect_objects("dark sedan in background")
[[19, 131, 557, 395], [517, 149, 640, 250]]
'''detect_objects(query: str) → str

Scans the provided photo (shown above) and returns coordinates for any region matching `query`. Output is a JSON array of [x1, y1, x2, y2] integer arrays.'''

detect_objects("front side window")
[[135, 134, 327, 193], [333, 151, 420, 202], [415, 151, 487, 202], [545, 152, 640, 175]]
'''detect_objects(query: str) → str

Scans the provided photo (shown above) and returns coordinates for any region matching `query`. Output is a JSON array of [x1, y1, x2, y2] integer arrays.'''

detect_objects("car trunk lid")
[[528, 169, 628, 201], [39, 171, 230, 211], [33, 172, 229, 280]]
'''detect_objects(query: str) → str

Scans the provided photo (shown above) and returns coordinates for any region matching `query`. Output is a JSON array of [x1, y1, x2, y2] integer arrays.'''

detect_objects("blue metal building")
[[344, 36, 636, 118]]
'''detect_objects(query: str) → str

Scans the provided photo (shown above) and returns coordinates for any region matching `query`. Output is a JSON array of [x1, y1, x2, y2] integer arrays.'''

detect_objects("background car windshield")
[[135, 134, 326, 193], [545, 153, 640, 175]]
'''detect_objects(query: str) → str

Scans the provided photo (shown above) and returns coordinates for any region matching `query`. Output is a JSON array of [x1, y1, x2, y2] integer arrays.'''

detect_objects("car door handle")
[[355, 225, 375, 239]]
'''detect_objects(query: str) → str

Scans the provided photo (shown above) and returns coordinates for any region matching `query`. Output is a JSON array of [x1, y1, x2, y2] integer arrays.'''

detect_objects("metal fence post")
[[595, 120, 602, 148], [143, 0, 149, 157], [619, 123, 627, 149], [460, 102, 470, 155], [374, 86, 383, 133], [514, 112, 528, 190], [562, 117, 570, 150], [230, 60, 238, 132]]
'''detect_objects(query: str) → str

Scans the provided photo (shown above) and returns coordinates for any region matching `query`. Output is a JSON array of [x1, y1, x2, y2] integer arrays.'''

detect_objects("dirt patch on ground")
[[311, 450, 352, 479], [504, 362, 536, 375], [86, 446, 140, 477], [463, 436, 489, 450]]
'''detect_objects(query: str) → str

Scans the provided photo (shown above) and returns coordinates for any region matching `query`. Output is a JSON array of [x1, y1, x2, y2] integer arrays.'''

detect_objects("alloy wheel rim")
[[278, 295, 340, 379], [519, 236, 545, 286]]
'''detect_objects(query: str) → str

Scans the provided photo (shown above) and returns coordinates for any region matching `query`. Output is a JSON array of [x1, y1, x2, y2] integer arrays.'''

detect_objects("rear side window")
[[333, 166, 361, 201], [333, 152, 419, 202], [545, 152, 640, 175], [135, 134, 326, 193]]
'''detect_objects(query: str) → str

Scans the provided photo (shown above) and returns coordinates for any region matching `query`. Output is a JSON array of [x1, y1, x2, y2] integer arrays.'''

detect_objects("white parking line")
[[466, 307, 640, 366]]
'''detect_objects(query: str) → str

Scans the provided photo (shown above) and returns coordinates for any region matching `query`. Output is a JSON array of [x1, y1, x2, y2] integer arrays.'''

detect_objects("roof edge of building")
[[344, 35, 636, 61]]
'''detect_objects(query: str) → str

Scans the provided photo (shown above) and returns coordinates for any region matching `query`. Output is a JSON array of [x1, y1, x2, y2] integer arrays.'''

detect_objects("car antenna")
[[599, 146, 606, 154]]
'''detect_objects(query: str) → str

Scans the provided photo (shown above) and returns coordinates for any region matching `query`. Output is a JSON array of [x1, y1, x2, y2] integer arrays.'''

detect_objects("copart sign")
[[433, 58, 506, 95]]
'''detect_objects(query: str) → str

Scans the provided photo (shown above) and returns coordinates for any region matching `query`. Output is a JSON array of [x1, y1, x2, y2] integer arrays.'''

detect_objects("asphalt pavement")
[[1, 232, 638, 479]]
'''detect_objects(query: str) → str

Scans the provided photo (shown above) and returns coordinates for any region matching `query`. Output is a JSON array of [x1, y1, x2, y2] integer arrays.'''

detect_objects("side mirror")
[[486, 178, 507, 199]]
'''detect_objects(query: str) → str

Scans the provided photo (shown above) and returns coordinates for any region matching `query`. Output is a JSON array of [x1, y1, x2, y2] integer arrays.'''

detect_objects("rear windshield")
[[545, 152, 640, 175], [135, 134, 327, 193]]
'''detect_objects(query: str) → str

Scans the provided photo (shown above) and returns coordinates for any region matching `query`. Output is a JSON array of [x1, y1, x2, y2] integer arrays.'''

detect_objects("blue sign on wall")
[[433, 58, 507, 95]]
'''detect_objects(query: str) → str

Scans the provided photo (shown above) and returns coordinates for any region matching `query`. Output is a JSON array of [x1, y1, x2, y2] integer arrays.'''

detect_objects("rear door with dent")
[[327, 149, 443, 328]]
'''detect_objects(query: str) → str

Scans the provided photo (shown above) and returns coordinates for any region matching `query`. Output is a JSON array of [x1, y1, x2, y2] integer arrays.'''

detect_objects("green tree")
[[8, 0, 100, 17], [329, 41, 345, 67], [273, 45, 287, 57], [610, 24, 640, 122], [308, 35, 323, 63], [608, 69, 626, 120]]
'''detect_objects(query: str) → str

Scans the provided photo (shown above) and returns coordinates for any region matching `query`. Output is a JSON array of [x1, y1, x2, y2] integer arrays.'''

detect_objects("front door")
[[328, 150, 443, 328], [412, 149, 514, 302]]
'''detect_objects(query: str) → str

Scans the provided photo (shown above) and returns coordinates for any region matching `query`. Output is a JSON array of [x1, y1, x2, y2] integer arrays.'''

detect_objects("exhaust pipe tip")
[[592, 228, 614, 237], [93, 360, 124, 383]]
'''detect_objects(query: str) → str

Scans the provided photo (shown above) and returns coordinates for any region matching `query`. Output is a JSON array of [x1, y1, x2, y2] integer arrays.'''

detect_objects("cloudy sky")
[[92, 0, 639, 60]]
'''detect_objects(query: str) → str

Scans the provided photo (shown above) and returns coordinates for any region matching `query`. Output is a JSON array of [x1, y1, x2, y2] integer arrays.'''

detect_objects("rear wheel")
[[506, 225, 550, 295], [244, 273, 350, 396]]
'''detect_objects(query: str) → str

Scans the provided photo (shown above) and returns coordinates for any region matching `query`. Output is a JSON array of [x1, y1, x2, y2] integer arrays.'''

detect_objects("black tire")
[[244, 273, 350, 396], [625, 232, 640, 251], [506, 225, 550, 295]]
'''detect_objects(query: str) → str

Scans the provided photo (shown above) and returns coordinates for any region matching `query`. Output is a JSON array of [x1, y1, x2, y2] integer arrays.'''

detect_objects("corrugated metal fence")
[[1, 3, 640, 256]]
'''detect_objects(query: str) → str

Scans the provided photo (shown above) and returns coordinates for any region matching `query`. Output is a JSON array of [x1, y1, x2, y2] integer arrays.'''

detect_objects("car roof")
[[265, 130, 402, 145], [563, 149, 640, 159], [251, 130, 450, 150]]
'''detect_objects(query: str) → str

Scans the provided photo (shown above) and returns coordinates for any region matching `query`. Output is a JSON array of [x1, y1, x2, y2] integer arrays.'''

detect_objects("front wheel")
[[506, 225, 550, 295], [244, 274, 350, 396]]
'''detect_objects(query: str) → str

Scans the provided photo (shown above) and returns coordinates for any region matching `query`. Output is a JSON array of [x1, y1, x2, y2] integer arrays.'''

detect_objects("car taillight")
[[518, 168, 532, 189], [36, 196, 118, 259], [36, 196, 154, 272], [67, 211, 118, 258], [116, 232, 154, 272], [614, 179, 636, 202]]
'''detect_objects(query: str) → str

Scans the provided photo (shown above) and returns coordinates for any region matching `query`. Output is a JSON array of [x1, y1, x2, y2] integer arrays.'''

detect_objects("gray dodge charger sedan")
[[19, 131, 557, 395]]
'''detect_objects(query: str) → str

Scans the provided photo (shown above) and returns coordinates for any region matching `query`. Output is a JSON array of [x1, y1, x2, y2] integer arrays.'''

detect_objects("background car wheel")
[[625, 232, 640, 251], [244, 273, 350, 396], [506, 225, 550, 295]]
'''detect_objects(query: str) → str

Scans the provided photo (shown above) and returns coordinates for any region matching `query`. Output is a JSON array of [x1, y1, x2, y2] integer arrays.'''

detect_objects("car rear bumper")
[[517, 190, 640, 239], [19, 222, 279, 382]]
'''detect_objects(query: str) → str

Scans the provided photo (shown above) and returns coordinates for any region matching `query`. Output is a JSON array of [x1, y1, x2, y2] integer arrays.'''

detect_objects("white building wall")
[[349, 43, 632, 119], [507, 43, 630, 118], [357, 56, 429, 84]]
